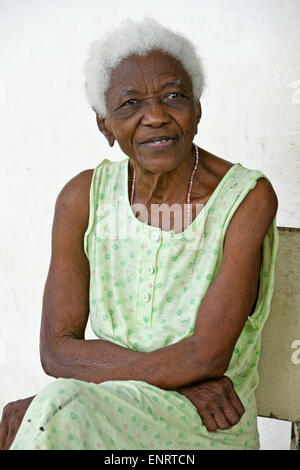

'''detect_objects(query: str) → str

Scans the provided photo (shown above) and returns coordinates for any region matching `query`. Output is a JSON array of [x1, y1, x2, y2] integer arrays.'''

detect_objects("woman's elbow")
[[39, 338, 61, 378], [40, 347, 54, 377]]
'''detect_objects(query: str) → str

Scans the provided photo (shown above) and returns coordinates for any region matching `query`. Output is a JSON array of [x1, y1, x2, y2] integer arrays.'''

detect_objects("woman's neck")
[[128, 148, 200, 207]]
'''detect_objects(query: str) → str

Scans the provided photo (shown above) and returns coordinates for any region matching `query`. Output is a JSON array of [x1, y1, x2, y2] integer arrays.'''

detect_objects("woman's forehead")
[[107, 51, 192, 95]]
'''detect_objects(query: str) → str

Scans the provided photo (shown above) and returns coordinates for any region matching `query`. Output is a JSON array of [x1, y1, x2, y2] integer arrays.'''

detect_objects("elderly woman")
[[1, 18, 278, 450]]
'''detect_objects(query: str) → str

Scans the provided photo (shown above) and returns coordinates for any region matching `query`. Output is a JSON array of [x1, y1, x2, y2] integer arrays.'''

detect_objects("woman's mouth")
[[140, 137, 176, 149]]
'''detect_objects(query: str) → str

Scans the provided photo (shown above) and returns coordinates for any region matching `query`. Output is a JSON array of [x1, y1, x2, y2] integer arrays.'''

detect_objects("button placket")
[[146, 264, 155, 275], [137, 229, 160, 327], [142, 291, 151, 303]]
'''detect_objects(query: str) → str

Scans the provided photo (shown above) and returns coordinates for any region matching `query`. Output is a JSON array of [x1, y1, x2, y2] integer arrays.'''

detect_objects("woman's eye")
[[123, 99, 138, 106], [165, 92, 187, 102], [168, 93, 180, 99]]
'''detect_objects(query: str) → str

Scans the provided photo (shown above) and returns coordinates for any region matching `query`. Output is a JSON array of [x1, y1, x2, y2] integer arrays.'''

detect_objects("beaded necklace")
[[130, 144, 199, 228]]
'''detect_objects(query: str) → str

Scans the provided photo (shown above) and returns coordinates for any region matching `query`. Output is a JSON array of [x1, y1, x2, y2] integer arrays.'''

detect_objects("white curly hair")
[[83, 17, 206, 118]]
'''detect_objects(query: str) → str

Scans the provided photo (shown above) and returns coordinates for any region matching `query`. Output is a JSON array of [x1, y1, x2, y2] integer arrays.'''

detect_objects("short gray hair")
[[84, 17, 206, 118]]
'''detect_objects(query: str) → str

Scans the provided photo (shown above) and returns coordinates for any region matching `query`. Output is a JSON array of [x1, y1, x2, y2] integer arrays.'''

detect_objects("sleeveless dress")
[[11, 155, 279, 450]]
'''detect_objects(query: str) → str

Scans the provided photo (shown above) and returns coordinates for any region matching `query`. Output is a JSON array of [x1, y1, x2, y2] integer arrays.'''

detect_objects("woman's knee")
[[36, 378, 83, 403]]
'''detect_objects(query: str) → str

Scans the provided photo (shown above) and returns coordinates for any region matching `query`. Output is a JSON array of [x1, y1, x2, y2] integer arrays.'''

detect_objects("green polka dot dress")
[[11, 156, 279, 450]]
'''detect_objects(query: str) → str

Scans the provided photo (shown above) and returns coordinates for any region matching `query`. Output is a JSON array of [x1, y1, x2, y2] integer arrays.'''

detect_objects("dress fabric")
[[11, 155, 279, 450]]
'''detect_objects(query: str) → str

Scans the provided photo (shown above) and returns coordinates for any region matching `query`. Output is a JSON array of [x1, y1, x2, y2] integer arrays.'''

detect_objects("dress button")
[[142, 292, 151, 303], [151, 231, 160, 242], [147, 265, 155, 275]]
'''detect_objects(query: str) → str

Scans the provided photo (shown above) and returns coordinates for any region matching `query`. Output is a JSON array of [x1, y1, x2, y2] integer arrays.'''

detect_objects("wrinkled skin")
[[179, 376, 245, 432]]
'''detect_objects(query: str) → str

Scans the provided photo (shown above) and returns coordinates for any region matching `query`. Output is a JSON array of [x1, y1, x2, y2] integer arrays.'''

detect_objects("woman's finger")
[[210, 406, 231, 430], [221, 399, 242, 426], [227, 387, 245, 417], [200, 411, 218, 432]]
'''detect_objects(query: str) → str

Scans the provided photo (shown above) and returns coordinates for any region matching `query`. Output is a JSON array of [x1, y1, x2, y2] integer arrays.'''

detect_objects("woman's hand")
[[178, 376, 245, 432], [0, 396, 35, 450]]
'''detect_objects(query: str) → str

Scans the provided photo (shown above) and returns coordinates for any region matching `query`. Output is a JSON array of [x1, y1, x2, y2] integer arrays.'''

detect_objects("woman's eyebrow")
[[119, 89, 140, 98], [118, 80, 183, 99], [161, 80, 182, 89]]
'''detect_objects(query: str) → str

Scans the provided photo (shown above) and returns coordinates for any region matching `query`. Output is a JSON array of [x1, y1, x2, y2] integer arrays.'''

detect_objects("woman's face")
[[98, 50, 201, 173]]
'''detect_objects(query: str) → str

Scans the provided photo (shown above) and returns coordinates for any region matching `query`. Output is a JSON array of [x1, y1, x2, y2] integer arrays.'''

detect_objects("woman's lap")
[[10, 378, 258, 450]]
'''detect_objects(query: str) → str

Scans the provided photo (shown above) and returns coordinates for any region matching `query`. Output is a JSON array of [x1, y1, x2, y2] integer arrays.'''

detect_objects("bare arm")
[[41, 173, 277, 390], [40, 170, 143, 379], [1, 176, 277, 449], [104, 177, 277, 389]]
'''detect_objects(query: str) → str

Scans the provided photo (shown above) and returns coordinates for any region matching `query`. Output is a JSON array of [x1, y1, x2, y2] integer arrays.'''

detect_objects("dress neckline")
[[123, 156, 241, 239]]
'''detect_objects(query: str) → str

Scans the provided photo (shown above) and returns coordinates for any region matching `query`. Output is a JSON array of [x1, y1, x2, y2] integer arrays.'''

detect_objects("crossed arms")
[[0, 169, 278, 450], [40, 169, 277, 389]]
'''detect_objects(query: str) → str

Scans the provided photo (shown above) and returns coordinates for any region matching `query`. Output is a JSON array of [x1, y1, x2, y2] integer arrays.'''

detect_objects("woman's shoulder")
[[57, 168, 94, 203], [194, 148, 237, 203], [198, 147, 274, 186], [196, 147, 277, 205], [56, 157, 115, 210], [54, 157, 118, 227], [198, 148, 236, 179], [54, 168, 95, 234]]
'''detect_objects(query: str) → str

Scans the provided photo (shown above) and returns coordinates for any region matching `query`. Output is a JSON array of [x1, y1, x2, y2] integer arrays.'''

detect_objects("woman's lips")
[[140, 138, 176, 149]]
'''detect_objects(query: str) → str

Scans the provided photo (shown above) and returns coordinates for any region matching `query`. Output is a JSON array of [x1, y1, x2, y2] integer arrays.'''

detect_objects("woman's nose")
[[141, 100, 170, 127]]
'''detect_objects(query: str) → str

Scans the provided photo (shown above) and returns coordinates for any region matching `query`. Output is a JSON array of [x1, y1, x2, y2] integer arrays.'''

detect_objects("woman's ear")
[[196, 100, 202, 124], [193, 100, 202, 136], [95, 114, 115, 147]]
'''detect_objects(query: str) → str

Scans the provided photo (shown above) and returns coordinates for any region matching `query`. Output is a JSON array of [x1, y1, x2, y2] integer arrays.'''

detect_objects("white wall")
[[0, 0, 299, 450]]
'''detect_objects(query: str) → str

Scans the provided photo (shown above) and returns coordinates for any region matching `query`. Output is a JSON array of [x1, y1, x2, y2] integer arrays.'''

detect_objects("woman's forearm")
[[44, 334, 220, 390], [42, 337, 143, 381], [99, 335, 223, 390]]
